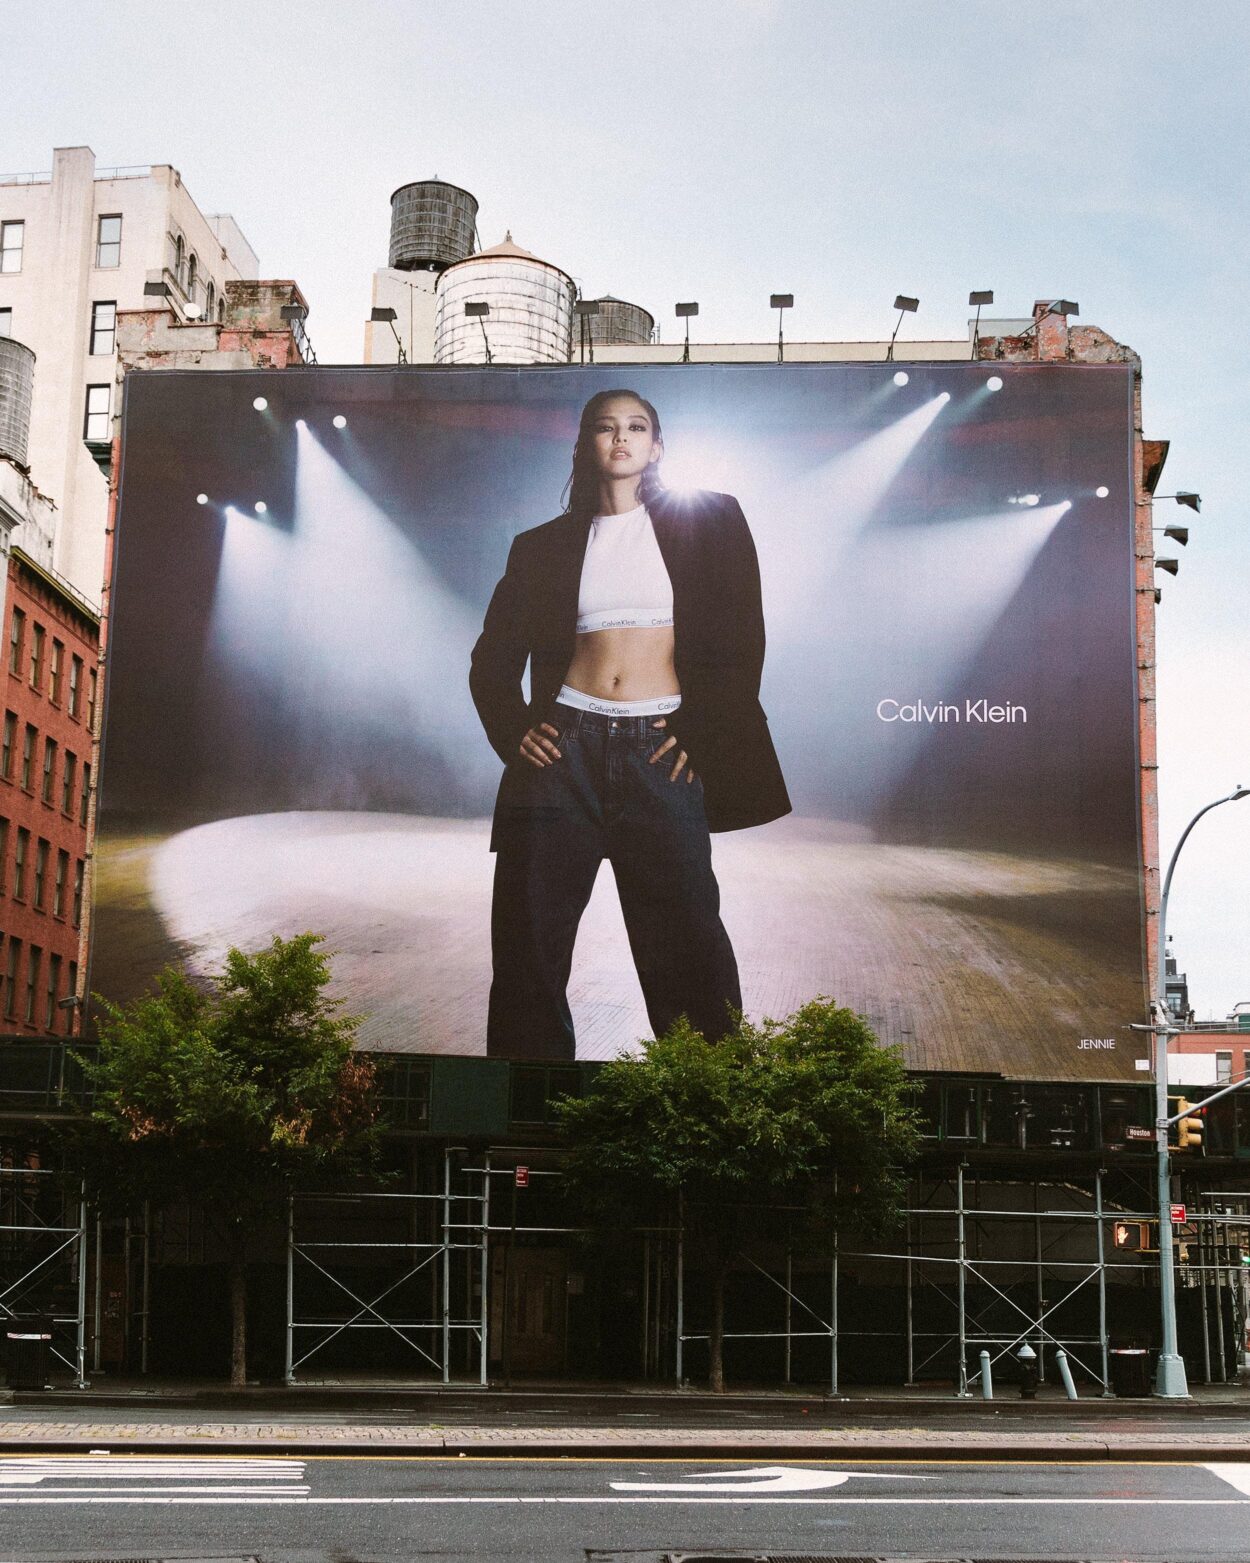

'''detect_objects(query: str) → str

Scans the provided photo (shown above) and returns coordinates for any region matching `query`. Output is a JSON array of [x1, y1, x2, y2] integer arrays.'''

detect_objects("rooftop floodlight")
[[369, 305, 408, 365], [770, 293, 794, 363], [887, 295, 919, 361], [969, 289, 994, 356], [1155, 492, 1201, 512], [676, 301, 699, 363], [1164, 525, 1189, 546], [280, 303, 307, 323], [1156, 557, 1180, 576], [464, 301, 492, 364], [143, 279, 170, 297], [575, 299, 600, 363], [1053, 299, 1080, 316]]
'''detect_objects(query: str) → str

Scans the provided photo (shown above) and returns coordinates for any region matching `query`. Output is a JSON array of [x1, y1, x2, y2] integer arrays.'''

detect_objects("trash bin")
[[4, 1319, 52, 1390], [1109, 1347, 1152, 1398]]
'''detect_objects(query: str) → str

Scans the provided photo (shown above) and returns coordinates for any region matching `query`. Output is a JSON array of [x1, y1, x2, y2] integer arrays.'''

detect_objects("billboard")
[[96, 362, 1148, 1079]]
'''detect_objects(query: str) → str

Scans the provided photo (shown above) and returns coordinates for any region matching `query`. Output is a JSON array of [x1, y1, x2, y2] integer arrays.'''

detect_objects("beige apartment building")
[[0, 146, 258, 597]]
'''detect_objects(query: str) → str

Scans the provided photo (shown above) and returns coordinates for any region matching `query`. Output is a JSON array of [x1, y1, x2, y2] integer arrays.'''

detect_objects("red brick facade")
[[0, 547, 97, 1035]]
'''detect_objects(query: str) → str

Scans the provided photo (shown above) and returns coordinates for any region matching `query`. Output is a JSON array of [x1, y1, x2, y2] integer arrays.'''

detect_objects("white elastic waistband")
[[576, 608, 674, 634], [557, 685, 682, 718]]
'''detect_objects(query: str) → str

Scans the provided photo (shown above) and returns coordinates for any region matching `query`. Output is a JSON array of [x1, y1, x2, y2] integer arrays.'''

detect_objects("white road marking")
[[0, 1456, 307, 1496], [1206, 1463, 1250, 1497], [0, 1495, 1248, 1507], [611, 1463, 925, 1493]]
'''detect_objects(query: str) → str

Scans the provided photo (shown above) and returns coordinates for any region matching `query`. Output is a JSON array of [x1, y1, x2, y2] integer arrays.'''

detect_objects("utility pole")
[[1144, 785, 1248, 1398]]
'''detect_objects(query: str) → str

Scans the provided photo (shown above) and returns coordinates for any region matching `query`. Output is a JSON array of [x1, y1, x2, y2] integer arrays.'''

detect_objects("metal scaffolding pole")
[[904, 1209, 915, 1387], [284, 1195, 295, 1386], [675, 1190, 684, 1387], [479, 1150, 491, 1385], [956, 1164, 968, 1397], [442, 1147, 452, 1385], [74, 1183, 88, 1388], [1095, 1170, 1110, 1395]]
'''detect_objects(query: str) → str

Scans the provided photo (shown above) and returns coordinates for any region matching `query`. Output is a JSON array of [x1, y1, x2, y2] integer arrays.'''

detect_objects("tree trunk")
[[228, 1237, 248, 1389], [708, 1260, 727, 1394]]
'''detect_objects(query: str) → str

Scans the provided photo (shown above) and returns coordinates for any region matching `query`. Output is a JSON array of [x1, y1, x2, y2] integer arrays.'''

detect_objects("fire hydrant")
[[1017, 1342, 1039, 1399]]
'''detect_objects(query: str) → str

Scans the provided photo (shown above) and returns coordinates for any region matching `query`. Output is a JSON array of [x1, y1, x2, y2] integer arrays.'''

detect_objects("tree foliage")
[[555, 999, 919, 1389], [75, 934, 381, 1383]]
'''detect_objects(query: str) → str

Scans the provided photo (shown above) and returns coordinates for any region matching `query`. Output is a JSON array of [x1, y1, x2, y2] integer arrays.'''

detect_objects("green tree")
[[78, 934, 381, 1387], [555, 999, 919, 1393]]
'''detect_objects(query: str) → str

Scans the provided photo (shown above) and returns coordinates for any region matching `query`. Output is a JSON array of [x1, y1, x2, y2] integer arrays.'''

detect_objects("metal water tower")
[[434, 233, 576, 365], [0, 337, 35, 468], [582, 295, 655, 348], [388, 180, 479, 272]]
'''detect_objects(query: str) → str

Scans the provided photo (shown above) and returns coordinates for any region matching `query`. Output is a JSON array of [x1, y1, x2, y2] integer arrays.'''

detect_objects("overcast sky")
[[9, 0, 1249, 1015]]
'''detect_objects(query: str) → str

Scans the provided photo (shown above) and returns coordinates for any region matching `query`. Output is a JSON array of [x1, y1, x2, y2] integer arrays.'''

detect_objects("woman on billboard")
[[470, 388, 790, 1059]]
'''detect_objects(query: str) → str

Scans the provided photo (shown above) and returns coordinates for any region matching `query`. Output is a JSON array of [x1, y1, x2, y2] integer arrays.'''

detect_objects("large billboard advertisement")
[[96, 363, 1148, 1079]]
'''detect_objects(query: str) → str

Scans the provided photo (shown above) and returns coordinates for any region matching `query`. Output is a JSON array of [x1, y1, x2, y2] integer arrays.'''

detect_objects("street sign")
[[1170, 1202, 1187, 1223], [514, 1166, 529, 1188], [1126, 1126, 1156, 1141]]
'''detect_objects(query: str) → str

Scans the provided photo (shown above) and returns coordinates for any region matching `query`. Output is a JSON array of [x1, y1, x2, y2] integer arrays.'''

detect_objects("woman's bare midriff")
[[562, 626, 680, 703]]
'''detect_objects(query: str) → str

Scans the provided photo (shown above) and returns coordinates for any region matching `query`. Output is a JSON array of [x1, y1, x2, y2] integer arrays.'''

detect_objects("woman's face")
[[587, 397, 662, 481]]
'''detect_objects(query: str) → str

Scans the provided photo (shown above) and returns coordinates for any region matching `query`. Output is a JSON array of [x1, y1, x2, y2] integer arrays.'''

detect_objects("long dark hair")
[[562, 389, 665, 518]]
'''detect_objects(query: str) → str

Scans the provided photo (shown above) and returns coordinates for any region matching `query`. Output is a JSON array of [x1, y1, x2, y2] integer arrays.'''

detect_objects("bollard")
[[978, 1349, 993, 1400], [1055, 1347, 1078, 1401], [1017, 1342, 1038, 1399]]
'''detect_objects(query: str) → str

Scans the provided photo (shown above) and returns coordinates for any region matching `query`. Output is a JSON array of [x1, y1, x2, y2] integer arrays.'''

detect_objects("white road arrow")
[[610, 1464, 924, 1494]]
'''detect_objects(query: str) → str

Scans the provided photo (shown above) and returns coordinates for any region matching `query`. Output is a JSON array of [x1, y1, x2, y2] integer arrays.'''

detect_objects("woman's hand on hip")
[[520, 722, 562, 768], [648, 718, 696, 783]]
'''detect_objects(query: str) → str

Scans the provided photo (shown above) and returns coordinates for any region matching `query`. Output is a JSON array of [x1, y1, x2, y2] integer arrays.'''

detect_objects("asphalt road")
[[1, 1454, 1248, 1562]]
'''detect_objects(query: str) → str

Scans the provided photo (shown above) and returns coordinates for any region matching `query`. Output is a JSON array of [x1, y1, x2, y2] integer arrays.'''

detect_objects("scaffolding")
[[0, 1164, 88, 1386], [273, 1156, 1250, 1391]]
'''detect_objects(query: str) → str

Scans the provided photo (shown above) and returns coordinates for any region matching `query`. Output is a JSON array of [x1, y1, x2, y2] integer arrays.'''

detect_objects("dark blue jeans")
[[487, 704, 741, 1059]]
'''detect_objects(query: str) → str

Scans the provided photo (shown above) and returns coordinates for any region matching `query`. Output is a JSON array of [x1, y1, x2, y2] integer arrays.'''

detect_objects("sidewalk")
[[3, 1377, 1248, 1459]]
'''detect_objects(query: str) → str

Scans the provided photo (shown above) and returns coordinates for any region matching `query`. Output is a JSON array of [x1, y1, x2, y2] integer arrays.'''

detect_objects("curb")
[[1, 1436, 1247, 1461]]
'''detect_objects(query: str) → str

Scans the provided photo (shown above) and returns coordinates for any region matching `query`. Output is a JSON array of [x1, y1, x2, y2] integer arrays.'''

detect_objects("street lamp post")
[[1151, 785, 1248, 1398]]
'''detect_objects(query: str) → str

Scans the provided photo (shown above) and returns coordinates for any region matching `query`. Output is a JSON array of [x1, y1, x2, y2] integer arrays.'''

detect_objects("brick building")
[[0, 545, 97, 1035]]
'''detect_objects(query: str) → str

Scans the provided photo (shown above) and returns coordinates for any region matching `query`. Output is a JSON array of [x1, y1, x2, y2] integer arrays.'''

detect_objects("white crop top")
[[576, 503, 674, 633]]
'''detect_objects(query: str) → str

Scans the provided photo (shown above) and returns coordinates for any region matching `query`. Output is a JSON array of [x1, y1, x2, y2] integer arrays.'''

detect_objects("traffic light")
[[1175, 1097, 1205, 1152]]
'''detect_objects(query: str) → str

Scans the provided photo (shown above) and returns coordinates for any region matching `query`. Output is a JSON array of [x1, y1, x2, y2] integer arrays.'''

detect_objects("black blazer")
[[470, 488, 791, 836]]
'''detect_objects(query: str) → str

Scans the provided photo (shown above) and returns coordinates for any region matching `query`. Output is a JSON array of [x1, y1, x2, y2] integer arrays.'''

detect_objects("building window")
[[46, 952, 61, 1030], [0, 815, 7, 892], [49, 638, 63, 704], [41, 737, 55, 803], [96, 214, 122, 269], [20, 724, 35, 790], [84, 384, 111, 442], [0, 221, 24, 274], [9, 607, 24, 675], [187, 253, 198, 300], [1, 710, 14, 777], [205, 282, 215, 320], [80, 761, 91, 826], [174, 234, 185, 288], [61, 750, 76, 814], [68, 655, 82, 718], [218, 295, 225, 324], [89, 301, 117, 356], [33, 837, 47, 909], [66, 960, 77, 1033], [29, 623, 44, 690], [25, 945, 40, 1024], [87, 667, 97, 730], [13, 826, 27, 899], [0, 307, 11, 337], [1216, 1051, 1232, 1084], [4, 938, 19, 1018], [54, 848, 68, 917], [72, 858, 84, 926]]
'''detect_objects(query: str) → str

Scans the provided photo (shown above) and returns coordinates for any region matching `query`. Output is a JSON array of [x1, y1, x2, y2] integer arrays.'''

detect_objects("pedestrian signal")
[[1112, 1221, 1149, 1251]]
